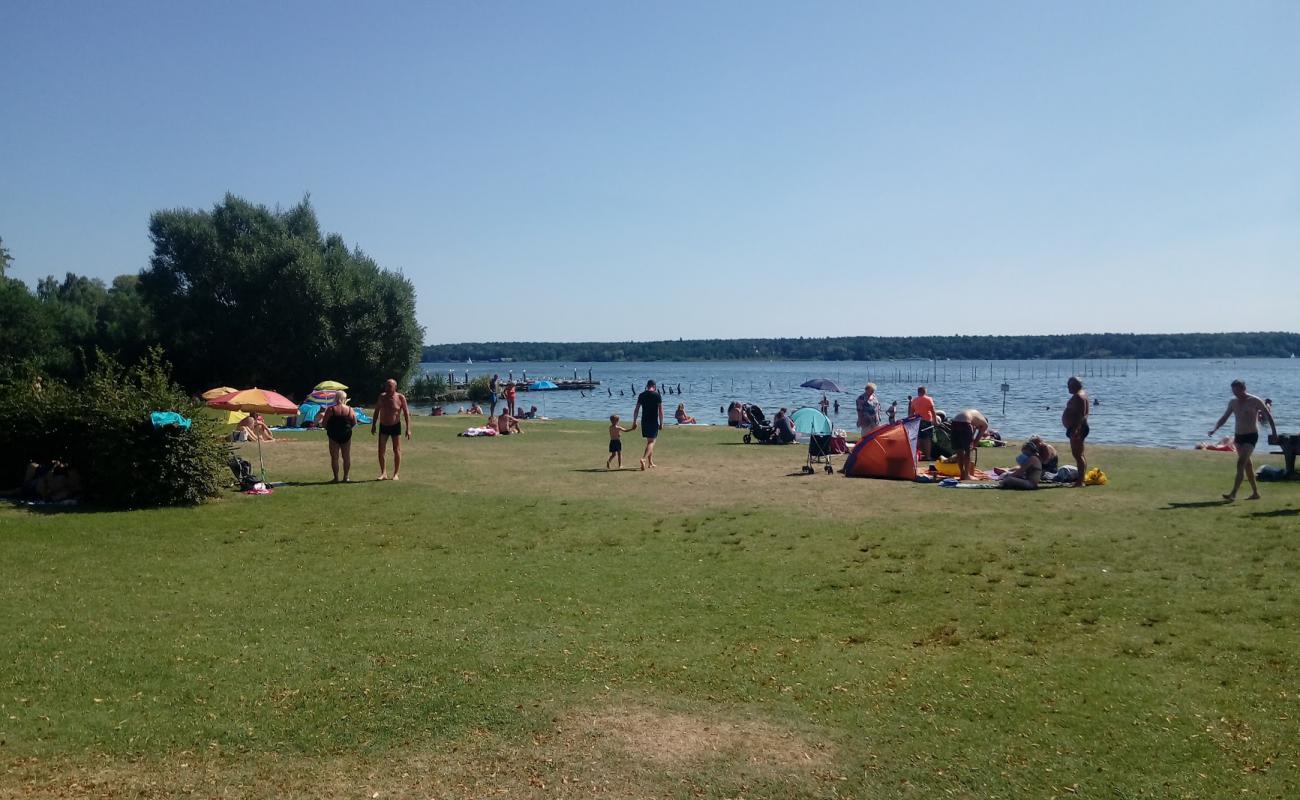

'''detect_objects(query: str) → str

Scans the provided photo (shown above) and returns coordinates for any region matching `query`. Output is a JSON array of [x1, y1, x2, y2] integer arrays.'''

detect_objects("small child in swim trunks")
[[607, 414, 636, 469]]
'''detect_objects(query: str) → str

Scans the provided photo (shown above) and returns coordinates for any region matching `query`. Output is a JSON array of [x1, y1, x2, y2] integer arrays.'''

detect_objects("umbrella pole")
[[257, 437, 267, 483]]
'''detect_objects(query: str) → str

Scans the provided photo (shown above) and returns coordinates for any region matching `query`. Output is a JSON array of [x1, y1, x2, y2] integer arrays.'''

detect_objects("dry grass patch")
[[561, 703, 834, 769], [5, 703, 836, 800]]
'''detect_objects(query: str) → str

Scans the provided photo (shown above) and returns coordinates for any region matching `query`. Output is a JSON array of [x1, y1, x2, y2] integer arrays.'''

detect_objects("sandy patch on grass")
[[564, 704, 833, 769], [4, 704, 836, 799]]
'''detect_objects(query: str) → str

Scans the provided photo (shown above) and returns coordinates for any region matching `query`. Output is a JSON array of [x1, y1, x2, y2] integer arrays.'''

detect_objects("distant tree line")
[[1, 195, 424, 401], [422, 332, 1300, 363]]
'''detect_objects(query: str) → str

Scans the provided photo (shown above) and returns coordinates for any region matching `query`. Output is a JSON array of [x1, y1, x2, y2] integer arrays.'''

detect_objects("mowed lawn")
[[2, 417, 1298, 799]]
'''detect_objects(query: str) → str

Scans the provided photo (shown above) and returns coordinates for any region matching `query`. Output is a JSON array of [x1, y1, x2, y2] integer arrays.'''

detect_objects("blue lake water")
[[418, 358, 1299, 448]]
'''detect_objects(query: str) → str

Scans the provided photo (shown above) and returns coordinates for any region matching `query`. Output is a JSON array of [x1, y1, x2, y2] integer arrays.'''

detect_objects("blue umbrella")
[[791, 407, 833, 436], [800, 378, 844, 393], [527, 380, 558, 417]]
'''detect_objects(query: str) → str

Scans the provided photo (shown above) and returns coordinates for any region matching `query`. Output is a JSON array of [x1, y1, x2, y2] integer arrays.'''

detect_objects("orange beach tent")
[[844, 417, 922, 480]]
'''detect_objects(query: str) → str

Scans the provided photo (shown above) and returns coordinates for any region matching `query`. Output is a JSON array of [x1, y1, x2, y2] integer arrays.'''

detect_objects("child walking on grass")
[[607, 414, 636, 469]]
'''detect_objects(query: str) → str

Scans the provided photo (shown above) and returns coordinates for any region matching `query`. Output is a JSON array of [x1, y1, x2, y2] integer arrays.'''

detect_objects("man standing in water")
[[1062, 377, 1090, 487], [632, 379, 664, 470], [372, 378, 411, 481], [1209, 379, 1277, 501]]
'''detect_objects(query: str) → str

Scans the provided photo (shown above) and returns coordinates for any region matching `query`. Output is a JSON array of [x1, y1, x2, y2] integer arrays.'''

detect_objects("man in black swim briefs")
[[371, 378, 412, 481], [1209, 379, 1277, 501], [1062, 377, 1090, 487], [949, 409, 988, 481]]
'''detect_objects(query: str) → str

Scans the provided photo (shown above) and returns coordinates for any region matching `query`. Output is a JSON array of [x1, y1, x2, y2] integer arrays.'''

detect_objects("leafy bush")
[[409, 372, 448, 402], [466, 375, 493, 403], [0, 349, 230, 507]]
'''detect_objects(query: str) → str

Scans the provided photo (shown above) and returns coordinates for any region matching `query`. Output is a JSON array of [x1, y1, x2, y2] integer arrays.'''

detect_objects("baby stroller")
[[742, 405, 777, 444], [790, 407, 837, 474], [803, 435, 836, 474]]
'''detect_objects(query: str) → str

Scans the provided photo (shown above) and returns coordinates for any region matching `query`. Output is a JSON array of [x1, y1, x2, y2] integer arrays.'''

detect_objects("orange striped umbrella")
[[207, 388, 298, 483], [207, 388, 299, 416], [201, 386, 238, 401]]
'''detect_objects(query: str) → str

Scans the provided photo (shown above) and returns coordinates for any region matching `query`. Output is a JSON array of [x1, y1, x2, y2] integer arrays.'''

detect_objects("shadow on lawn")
[[1250, 507, 1299, 518], [570, 468, 639, 474], [2, 498, 105, 515], [1161, 500, 1234, 510]]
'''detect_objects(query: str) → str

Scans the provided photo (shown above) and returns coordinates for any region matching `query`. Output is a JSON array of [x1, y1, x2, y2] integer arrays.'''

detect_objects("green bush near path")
[[0, 350, 229, 507], [2, 418, 1297, 798]]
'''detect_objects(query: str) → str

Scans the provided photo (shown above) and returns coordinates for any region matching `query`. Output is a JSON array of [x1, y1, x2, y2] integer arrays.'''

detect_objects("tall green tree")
[[140, 194, 423, 398], [0, 236, 12, 277]]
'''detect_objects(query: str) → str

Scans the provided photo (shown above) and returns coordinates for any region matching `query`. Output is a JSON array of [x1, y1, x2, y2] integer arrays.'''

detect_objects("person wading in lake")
[[1062, 377, 1090, 487], [372, 378, 411, 481], [1208, 379, 1278, 501], [632, 379, 664, 470]]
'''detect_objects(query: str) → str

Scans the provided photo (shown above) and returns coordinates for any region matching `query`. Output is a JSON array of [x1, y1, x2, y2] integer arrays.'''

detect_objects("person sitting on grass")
[[999, 442, 1044, 490], [675, 403, 697, 424], [1025, 435, 1059, 472], [497, 409, 522, 435], [773, 408, 797, 444], [468, 403, 483, 415], [237, 414, 275, 442]]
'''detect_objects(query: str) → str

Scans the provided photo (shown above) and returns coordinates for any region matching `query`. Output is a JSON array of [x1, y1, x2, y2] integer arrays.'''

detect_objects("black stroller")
[[742, 405, 777, 444], [802, 434, 837, 474]]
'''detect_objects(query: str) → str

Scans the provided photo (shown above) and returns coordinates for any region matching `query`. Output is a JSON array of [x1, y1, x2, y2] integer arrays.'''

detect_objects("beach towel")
[[150, 411, 192, 430], [459, 427, 498, 437]]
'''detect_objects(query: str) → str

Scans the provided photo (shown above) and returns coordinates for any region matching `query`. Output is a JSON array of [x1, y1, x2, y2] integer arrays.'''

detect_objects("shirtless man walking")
[[371, 378, 412, 480], [1209, 379, 1277, 501], [1062, 377, 1090, 487], [949, 408, 989, 481]]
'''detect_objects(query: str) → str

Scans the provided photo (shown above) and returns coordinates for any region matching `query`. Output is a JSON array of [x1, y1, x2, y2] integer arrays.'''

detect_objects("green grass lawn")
[[2, 417, 1298, 798]]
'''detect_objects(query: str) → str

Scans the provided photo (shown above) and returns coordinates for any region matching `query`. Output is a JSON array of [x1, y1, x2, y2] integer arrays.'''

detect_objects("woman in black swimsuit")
[[322, 391, 358, 483]]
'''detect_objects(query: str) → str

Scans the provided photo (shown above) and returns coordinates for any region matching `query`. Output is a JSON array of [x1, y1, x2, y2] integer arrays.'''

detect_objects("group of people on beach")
[[299, 371, 1281, 501]]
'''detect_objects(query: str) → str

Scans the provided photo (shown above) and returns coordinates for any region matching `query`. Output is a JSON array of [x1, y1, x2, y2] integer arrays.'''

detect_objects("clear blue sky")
[[3, 1, 1297, 343]]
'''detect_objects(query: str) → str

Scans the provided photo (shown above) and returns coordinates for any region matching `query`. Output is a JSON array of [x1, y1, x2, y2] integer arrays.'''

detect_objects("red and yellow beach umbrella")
[[207, 388, 299, 416], [207, 388, 299, 482]]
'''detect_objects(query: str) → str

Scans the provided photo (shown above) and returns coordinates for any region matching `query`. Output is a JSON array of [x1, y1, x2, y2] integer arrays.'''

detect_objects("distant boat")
[[466, 357, 473, 364]]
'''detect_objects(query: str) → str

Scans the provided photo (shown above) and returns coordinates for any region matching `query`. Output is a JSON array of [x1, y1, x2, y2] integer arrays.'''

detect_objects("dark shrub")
[[466, 375, 493, 403], [0, 349, 230, 507]]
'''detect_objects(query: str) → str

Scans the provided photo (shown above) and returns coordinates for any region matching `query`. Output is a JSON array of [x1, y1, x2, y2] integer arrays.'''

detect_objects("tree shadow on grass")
[[1160, 500, 1234, 510], [1250, 507, 1299, 518], [2, 499, 106, 515]]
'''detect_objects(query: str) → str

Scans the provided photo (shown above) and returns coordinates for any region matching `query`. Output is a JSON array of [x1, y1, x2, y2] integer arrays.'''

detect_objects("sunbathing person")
[[675, 403, 697, 424], [236, 414, 275, 442], [1025, 435, 1059, 472], [1000, 442, 1044, 490], [497, 410, 522, 435]]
